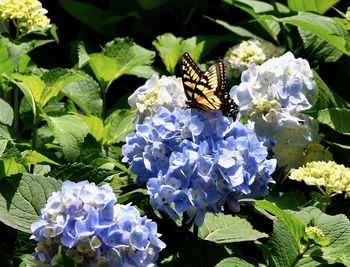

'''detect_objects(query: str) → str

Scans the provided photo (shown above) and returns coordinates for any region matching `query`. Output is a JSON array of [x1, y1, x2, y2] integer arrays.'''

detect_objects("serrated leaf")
[[61, 75, 102, 116], [266, 12, 350, 56], [303, 72, 350, 134], [299, 28, 343, 62], [198, 213, 267, 243], [41, 68, 92, 107], [0, 173, 62, 233], [288, 0, 340, 14], [48, 162, 116, 184], [104, 109, 136, 144], [127, 65, 160, 79], [78, 115, 106, 142], [22, 150, 60, 166], [223, 0, 287, 41], [77, 42, 90, 68], [215, 257, 255, 267], [0, 98, 13, 125], [152, 33, 183, 74], [46, 115, 88, 160], [0, 140, 26, 178], [0, 38, 14, 74], [256, 200, 305, 247], [88, 38, 155, 91]]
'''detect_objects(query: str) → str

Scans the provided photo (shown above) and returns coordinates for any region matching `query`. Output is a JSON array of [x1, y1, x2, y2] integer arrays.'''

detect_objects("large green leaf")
[[0, 38, 14, 74], [215, 257, 256, 267], [223, 0, 289, 41], [46, 114, 89, 160], [288, 0, 340, 14], [58, 0, 136, 36], [198, 213, 268, 243], [88, 38, 155, 91], [303, 71, 350, 135], [0, 98, 13, 126], [61, 74, 102, 116], [104, 109, 136, 144], [266, 12, 350, 56], [48, 162, 116, 184], [0, 173, 62, 233]]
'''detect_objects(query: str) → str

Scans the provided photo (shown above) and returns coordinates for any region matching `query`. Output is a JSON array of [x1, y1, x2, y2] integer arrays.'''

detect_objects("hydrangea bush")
[[1, 0, 350, 266]]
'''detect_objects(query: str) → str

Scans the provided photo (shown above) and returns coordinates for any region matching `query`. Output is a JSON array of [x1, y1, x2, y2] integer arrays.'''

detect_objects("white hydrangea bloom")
[[229, 52, 325, 169], [128, 75, 187, 121], [224, 39, 285, 78]]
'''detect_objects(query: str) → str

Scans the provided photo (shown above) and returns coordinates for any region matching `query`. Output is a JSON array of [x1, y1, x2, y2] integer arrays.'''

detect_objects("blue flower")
[[31, 181, 165, 266], [123, 107, 276, 226]]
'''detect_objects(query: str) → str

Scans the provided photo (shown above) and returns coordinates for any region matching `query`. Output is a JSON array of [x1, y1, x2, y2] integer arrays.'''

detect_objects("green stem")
[[32, 113, 38, 151], [102, 89, 107, 119], [13, 86, 19, 130]]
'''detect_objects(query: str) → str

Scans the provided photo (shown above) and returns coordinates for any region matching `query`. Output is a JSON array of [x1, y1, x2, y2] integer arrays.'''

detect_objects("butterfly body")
[[181, 52, 237, 116]]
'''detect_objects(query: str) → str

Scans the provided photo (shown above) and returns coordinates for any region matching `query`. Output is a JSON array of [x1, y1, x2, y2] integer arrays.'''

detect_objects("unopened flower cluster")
[[122, 107, 276, 226], [224, 39, 285, 78], [0, 0, 51, 33], [229, 52, 330, 168], [31, 181, 165, 266], [289, 161, 350, 198], [128, 75, 187, 122]]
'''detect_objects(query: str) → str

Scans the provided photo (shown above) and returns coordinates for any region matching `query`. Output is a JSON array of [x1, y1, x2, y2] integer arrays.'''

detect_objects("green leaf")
[[288, 0, 340, 14], [152, 33, 183, 74], [126, 65, 160, 79], [0, 38, 14, 74], [137, 0, 171, 10], [48, 162, 116, 184], [78, 115, 106, 142], [303, 71, 350, 134], [198, 213, 268, 243], [266, 12, 350, 56], [0, 98, 13, 126], [104, 109, 136, 144], [223, 0, 288, 41], [256, 200, 305, 247], [58, 0, 136, 36], [60, 73, 102, 116], [204, 16, 260, 39], [88, 38, 155, 91], [22, 150, 60, 166], [77, 42, 90, 68], [46, 114, 89, 160], [42, 68, 93, 107], [298, 28, 343, 62], [0, 140, 26, 178], [0, 173, 61, 233], [215, 257, 255, 267]]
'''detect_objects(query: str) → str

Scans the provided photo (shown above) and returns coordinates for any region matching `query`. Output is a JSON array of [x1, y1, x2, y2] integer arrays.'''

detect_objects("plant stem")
[[102, 90, 106, 119], [13, 86, 19, 130], [32, 113, 38, 151]]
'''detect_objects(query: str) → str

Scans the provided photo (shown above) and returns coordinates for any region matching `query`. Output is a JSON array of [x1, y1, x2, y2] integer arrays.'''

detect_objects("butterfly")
[[181, 52, 238, 117]]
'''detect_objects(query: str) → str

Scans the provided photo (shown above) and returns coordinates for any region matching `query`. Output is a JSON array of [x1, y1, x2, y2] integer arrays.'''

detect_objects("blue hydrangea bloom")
[[122, 107, 276, 226], [31, 181, 165, 266]]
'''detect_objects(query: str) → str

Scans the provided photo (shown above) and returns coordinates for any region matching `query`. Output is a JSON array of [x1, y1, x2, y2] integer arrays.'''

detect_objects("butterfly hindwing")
[[181, 52, 237, 116]]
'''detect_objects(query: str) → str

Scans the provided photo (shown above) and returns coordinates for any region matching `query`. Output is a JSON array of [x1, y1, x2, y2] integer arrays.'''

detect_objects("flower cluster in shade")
[[31, 181, 165, 267], [122, 107, 276, 226], [128, 75, 187, 122], [224, 39, 285, 78], [0, 0, 51, 33], [289, 161, 350, 198], [229, 51, 331, 169]]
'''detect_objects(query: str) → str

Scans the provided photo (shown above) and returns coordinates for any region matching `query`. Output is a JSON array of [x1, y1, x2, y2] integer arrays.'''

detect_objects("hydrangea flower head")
[[230, 52, 320, 169], [0, 0, 51, 33], [122, 107, 276, 226], [128, 75, 187, 122], [31, 181, 165, 266], [289, 161, 350, 198], [224, 39, 285, 78]]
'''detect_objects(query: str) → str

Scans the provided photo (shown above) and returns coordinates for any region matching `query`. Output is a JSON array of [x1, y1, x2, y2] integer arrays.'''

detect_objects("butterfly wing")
[[181, 52, 238, 116]]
